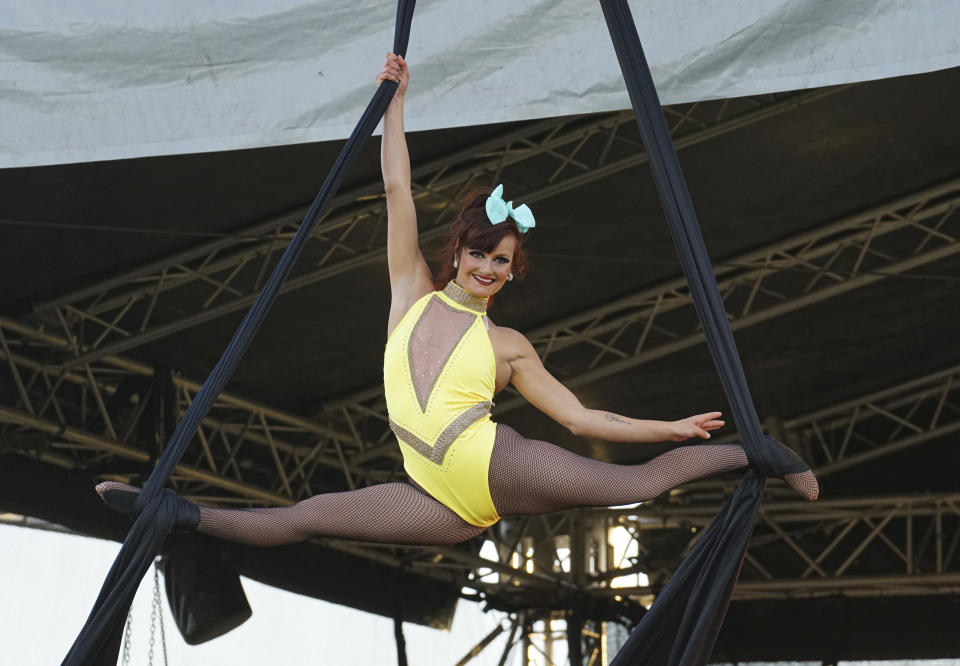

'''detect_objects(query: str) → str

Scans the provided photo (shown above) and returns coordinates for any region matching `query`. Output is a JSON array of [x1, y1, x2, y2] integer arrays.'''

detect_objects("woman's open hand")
[[670, 412, 725, 441], [377, 52, 409, 98]]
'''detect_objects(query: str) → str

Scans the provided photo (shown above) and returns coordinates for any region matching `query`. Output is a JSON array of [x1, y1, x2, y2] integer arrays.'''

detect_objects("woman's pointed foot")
[[753, 436, 820, 501], [95, 480, 201, 530], [95, 481, 141, 515], [784, 469, 819, 501]]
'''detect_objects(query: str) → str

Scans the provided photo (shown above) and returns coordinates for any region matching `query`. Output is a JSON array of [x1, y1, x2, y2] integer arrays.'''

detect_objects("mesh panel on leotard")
[[408, 296, 476, 412], [96, 481, 485, 546], [487, 424, 749, 516]]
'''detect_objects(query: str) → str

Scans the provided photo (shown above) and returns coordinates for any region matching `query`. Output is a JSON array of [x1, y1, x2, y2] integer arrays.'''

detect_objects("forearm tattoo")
[[604, 413, 631, 425]]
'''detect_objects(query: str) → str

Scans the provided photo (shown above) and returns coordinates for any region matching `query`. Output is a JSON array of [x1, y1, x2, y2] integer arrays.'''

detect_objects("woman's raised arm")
[[379, 53, 433, 330]]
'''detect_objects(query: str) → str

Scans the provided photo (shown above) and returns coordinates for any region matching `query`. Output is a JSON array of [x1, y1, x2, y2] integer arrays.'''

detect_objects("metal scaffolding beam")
[[787, 364, 960, 478], [30, 89, 837, 366], [594, 492, 960, 600], [506, 177, 960, 401], [679, 361, 960, 499], [459, 492, 960, 604], [468, 491, 960, 665], [0, 316, 390, 504]]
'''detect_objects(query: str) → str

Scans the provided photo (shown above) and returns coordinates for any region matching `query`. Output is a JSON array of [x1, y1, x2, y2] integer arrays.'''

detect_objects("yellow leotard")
[[383, 281, 500, 527]]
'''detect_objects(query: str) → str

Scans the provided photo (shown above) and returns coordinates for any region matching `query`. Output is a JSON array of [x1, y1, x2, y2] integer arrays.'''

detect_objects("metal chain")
[[153, 563, 169, 666], [120, 561, 168, 666], [148, 578, 156, 666], [121, 609, 133, 666]]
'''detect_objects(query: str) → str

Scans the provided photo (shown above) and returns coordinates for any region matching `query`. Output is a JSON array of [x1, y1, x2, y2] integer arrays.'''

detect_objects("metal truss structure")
[[600, 492, 960, 600], [4, 90, 960, 664], [30, 88, 838, 368], [2, 310, 958, 593], [2, 359, 958, 666], [4, 177, 957, 510], [433, 489, 960, 664], [467, 616, 608, 666], [510, 176, 960, 399], [2, 351, 956, 663], [789, 364, 960, 480]]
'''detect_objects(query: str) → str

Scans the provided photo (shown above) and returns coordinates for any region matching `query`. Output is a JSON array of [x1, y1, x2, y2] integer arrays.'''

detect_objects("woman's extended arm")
[[502, 327, 724, 442], [379, 54, 433, 332]]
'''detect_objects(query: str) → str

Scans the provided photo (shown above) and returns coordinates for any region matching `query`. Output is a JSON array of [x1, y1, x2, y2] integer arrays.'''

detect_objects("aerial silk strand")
[[598, 0, 770, 663], [62, 2, 417, 663]]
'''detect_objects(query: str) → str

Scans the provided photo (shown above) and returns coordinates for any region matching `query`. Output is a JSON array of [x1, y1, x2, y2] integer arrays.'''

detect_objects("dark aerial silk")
[[600, 1, 775, 663], [65, 1, 786, 664]]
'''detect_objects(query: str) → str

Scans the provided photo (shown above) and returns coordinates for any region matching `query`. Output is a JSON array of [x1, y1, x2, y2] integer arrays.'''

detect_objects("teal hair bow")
[[485, 184, 536, 233]]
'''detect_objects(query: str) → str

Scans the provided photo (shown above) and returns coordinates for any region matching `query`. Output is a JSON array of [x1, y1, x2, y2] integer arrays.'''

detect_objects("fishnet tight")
[[195, 483, 486, 546], [488, 424, 748, 515], [97, 424, 762, 547]]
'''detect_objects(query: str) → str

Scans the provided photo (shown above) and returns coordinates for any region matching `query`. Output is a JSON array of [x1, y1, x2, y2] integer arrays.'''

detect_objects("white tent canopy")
[[2, 0, 958, 168]]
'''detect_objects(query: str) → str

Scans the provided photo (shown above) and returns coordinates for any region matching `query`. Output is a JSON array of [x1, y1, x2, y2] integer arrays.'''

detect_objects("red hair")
[[433, 187, 531, 295]]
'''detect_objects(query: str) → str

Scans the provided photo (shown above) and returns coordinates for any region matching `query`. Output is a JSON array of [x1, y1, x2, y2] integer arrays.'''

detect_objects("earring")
[[453, 257, 459, 268], [508, 273, 514, 281]]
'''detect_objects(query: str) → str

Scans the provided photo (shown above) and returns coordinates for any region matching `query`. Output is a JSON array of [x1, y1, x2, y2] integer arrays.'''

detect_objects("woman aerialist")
[[96, 54, 817, 546]]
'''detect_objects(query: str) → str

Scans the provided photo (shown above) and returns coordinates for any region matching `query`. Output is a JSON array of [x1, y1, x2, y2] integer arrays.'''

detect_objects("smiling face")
[[455, 234, 518, 299], [436, 187, 531, 299]]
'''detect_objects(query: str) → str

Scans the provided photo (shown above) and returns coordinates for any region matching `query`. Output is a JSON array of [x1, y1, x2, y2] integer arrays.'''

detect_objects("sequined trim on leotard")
[[389, 401, 493, 465], [441, 280, 488, 313]]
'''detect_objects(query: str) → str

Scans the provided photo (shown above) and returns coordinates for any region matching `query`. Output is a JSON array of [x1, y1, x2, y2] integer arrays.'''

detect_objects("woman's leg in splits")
[[96, 481, 485, 546], [487, 424, 817, 516], [97, 425, 815, 545]]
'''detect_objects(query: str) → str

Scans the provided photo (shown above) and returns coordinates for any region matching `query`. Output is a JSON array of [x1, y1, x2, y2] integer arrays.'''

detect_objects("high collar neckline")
[[442, 280, 488, 313]]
